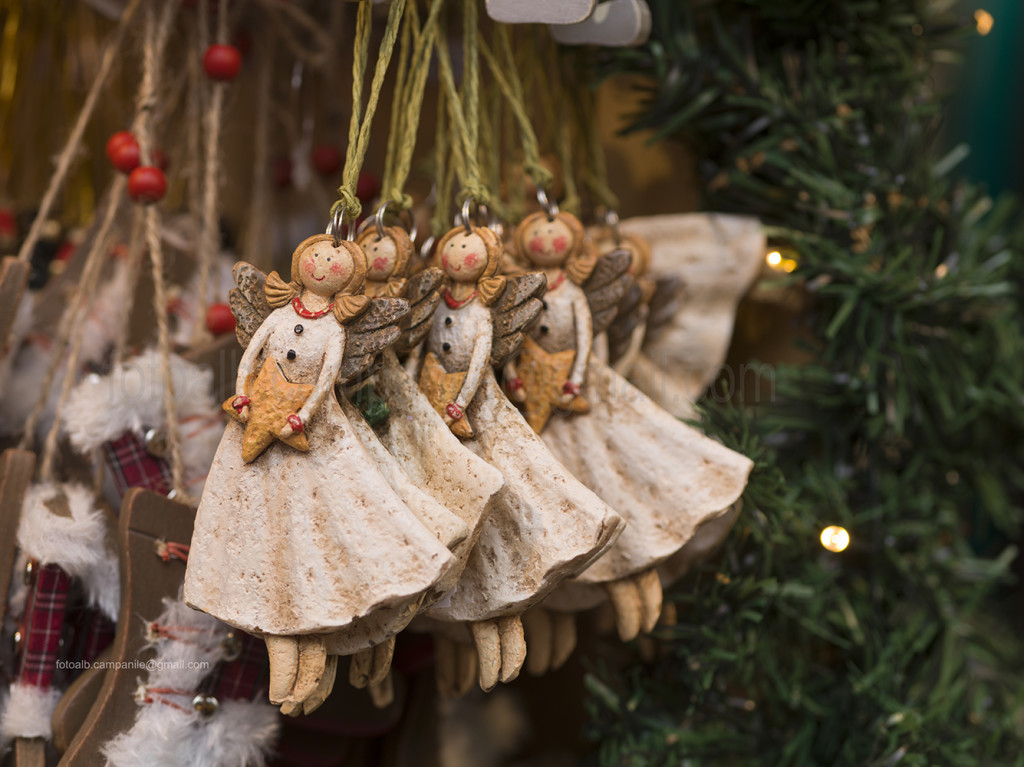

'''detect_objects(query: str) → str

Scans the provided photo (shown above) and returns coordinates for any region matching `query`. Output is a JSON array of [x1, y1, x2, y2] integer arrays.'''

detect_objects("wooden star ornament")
[[517, 336, 590, 434], [222, 356, 313, 463], [419, 352, 474, 438]]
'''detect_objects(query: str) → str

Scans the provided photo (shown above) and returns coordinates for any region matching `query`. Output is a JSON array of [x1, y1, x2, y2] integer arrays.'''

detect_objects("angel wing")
[[583, 248, 632, 336], [490, 271, 546, 366], [605, 277, 646, 364], [338, 297, 410, 385], [643, 274, 685, 345], [229, 262, 272, 348], [394, 267, 444, 356]]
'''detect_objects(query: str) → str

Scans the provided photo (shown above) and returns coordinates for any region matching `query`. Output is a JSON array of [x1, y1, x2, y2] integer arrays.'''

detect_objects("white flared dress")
[[527, 279, 753, 610], [418, 297, 624, 623], [184, 305, 462, 650]]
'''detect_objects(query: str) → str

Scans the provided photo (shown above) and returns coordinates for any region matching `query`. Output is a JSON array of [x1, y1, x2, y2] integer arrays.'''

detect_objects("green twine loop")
[[333, 0, 407, 225]]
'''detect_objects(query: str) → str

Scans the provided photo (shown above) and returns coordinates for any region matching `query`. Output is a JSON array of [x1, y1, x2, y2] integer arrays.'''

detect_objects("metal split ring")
[[326, 205, 354, 246], [536, 188, 559, 220]]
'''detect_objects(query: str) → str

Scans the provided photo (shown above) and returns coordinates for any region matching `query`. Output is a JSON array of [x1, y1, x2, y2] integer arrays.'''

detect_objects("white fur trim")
[[0, 683, 62, 743], [102, 594, 279, 767], [65, 349, 220, 451], [17, 482, 119, 621]]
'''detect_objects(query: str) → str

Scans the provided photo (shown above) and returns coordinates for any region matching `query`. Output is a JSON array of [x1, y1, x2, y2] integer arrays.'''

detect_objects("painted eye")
[[327, 257, 331, 262]]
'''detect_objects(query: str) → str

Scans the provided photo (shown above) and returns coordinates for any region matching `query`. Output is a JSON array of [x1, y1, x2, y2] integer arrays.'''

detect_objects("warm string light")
[[975, 9, 994, 36], [820, 525, 850, 553], [766, 249, 798, 273]]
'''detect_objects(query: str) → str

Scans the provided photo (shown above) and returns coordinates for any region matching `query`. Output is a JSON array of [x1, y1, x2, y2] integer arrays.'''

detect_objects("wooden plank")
[[549, 0, 651, 47], [0, 448, 36, 627], [51, 653, 111, 755], [486, 0, 596, 24], [0, 256, 30, 357], [58, 489, 196, 767]]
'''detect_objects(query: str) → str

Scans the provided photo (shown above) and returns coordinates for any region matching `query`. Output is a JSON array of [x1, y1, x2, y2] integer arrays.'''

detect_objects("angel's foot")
[[266, 634, 332, 713], [368, 673, 395, 708], [349, 636, 396, 689], [523, 608, 577, 676], [471, 615, 526, 691], [435, 635, 478, 700], [301, 653, 339, 715], [605, 569, 663, 642]]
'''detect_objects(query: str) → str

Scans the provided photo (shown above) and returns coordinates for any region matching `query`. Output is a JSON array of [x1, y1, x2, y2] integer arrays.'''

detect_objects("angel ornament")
[[185, 233, 465, 715], [407, 221, 623, 693], [509, 210, 753, 642]]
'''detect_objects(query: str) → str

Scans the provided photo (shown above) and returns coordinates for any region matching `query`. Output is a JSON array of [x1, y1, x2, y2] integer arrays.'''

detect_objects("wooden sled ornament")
[[0, 448, 36, 628], [0, 255, 30, 357], [59, 488, 196, 766]]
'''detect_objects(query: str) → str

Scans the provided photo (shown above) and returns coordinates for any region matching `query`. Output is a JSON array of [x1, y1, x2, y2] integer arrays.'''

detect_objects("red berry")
[[311, 144, 342, 176], [128, 166, 167, 204], [205, 302, 236, 335], [203, 44, 242, 81], [356, 170, 379, 202], [106, 131, 140, 174]]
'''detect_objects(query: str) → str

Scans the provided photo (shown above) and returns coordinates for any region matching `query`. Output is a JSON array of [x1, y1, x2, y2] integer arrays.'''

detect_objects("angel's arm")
[[592, 332, 609, 364], [235, 317, 275, 395], [295, 328, 344, 426], [404, 341, 425, 378], [454, 315, 493, 412], [613, 311, 647, 377], [569, 290, 593, 387]]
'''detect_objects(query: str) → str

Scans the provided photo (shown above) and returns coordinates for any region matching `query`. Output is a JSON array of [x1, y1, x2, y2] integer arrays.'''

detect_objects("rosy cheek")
[[303, 259, 316, 276], [552, 236, 568, 254], [529, 236, 545, 254], [464, 252, 479, 268], [372, 257, 389, 272], [441, 253, 450, 270]]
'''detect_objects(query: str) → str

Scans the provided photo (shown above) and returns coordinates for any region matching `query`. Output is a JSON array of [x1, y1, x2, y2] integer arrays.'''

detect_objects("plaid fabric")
[[102, 431, 171, 498], [212, 630, 268, 701], [18, 563, 72, 688], [79, 608, 116, 663]]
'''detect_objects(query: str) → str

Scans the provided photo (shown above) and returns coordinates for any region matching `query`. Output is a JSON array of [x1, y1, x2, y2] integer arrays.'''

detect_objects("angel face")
[[521, 216, 575, 268], [296, 241, 355, 297], [364, 235, 399, 282], [440, 231, 489, 283]]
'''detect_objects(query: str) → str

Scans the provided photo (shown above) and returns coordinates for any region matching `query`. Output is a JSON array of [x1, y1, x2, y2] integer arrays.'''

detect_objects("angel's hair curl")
[[513, 211, 595, 285], [434, 225, 508, 306], [265, 234, 370, 325]]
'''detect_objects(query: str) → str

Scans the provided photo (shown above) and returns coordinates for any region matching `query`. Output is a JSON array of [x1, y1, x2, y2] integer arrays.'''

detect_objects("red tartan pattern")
[[213, 630, 268, 701], [80, 608, 116, 663], [102, 431, 171, 498], [18, 563, 72, 688]]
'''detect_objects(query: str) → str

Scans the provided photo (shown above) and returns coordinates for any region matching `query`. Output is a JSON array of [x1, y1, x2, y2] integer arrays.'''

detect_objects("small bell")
[[23, 558, 36, 585], [221, 631, 243, 662], [144, 427, 168, 457], [192, 694, 220, 718]]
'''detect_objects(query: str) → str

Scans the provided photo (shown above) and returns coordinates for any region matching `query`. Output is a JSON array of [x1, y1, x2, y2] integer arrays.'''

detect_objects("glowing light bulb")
[[766, 251, 782, 267], [975, 10, 994, 35], [820, 525, 850, 553]]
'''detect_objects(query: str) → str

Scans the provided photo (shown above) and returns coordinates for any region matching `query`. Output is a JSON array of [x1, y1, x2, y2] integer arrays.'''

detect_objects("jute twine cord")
[[380, 0, 446, 213], [193, 0, 231, 345], [37, 187, 125, 482], [332, 0, 408, 226], [17, 181, 124, 456], [111, 206, 146, 369], [16, 0, 142, 265], [242, 25, 274, 271], [138, 0, 189, 502]]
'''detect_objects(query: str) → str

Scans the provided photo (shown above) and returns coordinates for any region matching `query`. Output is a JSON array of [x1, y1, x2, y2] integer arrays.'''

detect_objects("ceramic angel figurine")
[[406, 223, 623, 692], [184, 234, 467, 716], [507, 210, 753, 644]]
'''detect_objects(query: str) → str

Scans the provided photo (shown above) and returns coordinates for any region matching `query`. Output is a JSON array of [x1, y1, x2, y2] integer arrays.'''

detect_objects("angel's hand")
[[231, 395, 251, 423], [505, 377, 526, 403], [279, 414, 304, 440], [444, 402, 464, 427], [559, 381, 581, 408]]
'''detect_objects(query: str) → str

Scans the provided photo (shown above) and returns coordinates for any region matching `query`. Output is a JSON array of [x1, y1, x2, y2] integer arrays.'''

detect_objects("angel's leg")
[[268, 633, 331, 715], [604, 568, 664, 642], [348, 636, 396, 689], [471, 615, 527, 691]]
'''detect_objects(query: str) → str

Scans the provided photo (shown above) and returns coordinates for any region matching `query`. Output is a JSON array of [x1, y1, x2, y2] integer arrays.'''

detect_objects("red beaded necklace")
[[546, 272, 566, 292], [292, 295, 334, 319], [444, 289, 478, 309]]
